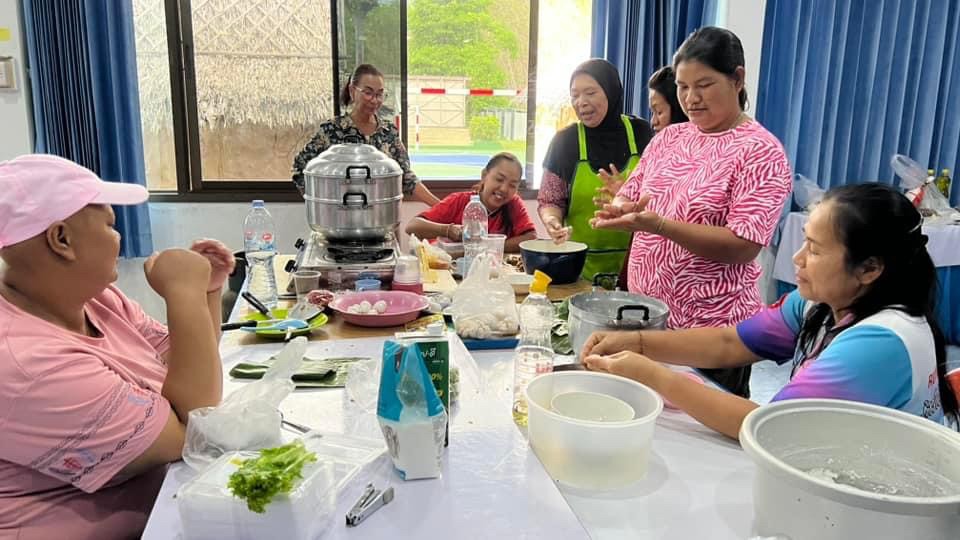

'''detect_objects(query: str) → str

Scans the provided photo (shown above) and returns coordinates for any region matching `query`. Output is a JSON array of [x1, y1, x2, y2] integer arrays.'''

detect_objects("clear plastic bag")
[[450, 252, 519, 339], [893, 154, 958, 219], [182, 337, 307, 471], [793, 174, 825, 211], [376, 340, 447, 480], [409, 233, 452, 269], [891, 154, 928, 190]]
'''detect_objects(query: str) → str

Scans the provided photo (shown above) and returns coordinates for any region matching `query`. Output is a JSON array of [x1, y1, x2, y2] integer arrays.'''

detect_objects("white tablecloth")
[[774, 211, 960, 284], [142, 339, 756, 539]]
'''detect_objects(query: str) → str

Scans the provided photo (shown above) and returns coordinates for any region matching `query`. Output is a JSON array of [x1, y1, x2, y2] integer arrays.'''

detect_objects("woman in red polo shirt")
[[405, 152, 537, 252]]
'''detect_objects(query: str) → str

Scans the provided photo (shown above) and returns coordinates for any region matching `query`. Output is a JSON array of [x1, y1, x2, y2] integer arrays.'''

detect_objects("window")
[[136, 0, 590, 198]]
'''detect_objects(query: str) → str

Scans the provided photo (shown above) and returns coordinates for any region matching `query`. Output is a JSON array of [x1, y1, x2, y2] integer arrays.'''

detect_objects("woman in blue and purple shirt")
[[582, 183, 958, 439]]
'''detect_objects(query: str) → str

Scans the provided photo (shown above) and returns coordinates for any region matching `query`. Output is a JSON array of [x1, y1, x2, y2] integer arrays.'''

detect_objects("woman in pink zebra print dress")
[[592, 27, 792, 397]]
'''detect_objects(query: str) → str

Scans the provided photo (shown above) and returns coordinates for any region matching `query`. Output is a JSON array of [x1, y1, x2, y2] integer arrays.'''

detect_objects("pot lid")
[[303, 143, 402, 179], [570, 291, 669, 328]]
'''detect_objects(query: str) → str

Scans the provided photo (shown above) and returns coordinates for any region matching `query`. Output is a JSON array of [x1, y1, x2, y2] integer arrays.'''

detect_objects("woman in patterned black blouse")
[[292, 64, 440, 206]]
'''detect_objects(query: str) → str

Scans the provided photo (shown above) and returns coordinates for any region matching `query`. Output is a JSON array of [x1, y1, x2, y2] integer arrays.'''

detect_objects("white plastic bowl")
[[550, 391, 635, 422], [525, 371, 663, 490], [741, 399, 960, 540]]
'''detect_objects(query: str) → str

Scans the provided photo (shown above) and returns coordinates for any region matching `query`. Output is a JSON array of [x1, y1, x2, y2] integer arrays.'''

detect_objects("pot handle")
[[345, 165, 372, 182], [616, 305, 650, 323], [343, 192, 368, 208]]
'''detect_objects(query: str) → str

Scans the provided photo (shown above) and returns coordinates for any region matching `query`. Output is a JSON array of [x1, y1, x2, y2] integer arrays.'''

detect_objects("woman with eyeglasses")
[[292, 64, 440, 206]]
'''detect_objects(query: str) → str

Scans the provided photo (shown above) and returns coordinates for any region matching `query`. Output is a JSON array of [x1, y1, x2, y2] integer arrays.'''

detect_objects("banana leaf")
[[229, 356, 369, 388]]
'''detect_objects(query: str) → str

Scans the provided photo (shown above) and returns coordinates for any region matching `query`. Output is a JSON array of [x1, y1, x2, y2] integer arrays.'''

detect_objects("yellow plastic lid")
[[530, 270, 552, 294]]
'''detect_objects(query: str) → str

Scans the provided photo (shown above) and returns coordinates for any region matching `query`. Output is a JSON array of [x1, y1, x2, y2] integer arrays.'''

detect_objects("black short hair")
[[647, 66, 688, 124], [673, 26, 748, 109]]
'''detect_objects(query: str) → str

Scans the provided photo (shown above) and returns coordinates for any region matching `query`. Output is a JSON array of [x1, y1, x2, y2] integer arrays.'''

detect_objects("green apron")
[[566, 115, 640, 282]]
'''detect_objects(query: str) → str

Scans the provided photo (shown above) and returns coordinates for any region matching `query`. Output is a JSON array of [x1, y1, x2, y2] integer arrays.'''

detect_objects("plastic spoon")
[[240, 318, 310, 333]]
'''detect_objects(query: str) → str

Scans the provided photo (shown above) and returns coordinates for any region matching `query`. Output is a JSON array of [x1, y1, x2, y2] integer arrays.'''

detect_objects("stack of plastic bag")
[[182, 337, 307, 471]]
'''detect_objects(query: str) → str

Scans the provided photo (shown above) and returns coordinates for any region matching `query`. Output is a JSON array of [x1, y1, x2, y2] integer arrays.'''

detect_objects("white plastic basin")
[[740, 399, 960, 540], [525, 371, 663, 490], [550, 391, 635, 422]]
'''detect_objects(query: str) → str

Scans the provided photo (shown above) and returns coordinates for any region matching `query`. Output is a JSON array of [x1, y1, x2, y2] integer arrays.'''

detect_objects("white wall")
[[0, 1, 33, 159], [721, 0, 767, 114], [720, 0, 777, 303]]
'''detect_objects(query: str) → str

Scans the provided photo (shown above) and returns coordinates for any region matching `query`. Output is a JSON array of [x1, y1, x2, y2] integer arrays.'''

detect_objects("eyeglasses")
[[354, 86, 388, 101]]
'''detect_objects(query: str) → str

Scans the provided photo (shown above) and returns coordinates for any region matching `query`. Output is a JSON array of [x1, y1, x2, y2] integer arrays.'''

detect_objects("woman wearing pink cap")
[[0, 155, 232, 539]]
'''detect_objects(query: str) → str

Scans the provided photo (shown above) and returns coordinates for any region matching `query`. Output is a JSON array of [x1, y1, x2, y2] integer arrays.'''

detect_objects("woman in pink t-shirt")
[[592, 27, 793, 397]]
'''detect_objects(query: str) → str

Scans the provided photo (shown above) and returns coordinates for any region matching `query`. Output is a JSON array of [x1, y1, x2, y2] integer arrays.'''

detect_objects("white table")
[[143, 338, 755, 539], [774, 211, 960, 284]]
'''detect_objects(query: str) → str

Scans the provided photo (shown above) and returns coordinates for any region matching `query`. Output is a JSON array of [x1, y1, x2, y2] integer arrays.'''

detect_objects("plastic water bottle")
[[243, 200, 278, 308], [512, 271, 556, 426], [461, 194, 488, 276]]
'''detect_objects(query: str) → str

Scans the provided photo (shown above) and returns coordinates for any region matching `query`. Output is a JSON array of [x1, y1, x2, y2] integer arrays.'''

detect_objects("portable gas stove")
[[285, 231, 399, 292]]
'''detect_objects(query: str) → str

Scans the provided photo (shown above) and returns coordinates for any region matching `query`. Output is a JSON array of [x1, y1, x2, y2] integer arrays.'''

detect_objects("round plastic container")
[[525, 371, 663, 490], [355, 278, 381, 292], [741, 399, 960, 540]]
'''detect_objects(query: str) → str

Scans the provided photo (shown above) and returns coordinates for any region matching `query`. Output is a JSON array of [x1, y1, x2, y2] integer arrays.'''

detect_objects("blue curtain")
[[592, 0, 721, 119], [757, 0, 960, 205], [21, 0, 153, 257]]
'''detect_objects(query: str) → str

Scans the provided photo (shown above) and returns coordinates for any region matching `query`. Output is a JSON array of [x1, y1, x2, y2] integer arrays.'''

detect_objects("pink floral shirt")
[[619, 120, 792, 329]]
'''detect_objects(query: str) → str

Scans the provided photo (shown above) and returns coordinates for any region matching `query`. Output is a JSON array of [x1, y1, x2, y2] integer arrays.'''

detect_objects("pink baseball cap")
[[0, 154, 149, 249]]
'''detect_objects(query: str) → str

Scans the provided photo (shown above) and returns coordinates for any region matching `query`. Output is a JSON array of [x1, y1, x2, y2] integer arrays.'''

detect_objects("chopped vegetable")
[[227, 440, 318, 513]]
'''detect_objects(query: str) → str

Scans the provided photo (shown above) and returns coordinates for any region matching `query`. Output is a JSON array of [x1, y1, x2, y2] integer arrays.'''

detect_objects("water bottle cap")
[[530, 270, 552, 294], [252, 199, 265, 207], [470, 194, 480, 202]]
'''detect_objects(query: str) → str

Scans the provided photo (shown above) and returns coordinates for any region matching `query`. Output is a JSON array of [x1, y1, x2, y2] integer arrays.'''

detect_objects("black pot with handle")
[[519, 239, 588, 284]]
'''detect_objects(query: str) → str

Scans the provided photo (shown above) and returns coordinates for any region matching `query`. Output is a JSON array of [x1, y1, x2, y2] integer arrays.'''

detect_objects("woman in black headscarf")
[[537, 59, 654, 282]]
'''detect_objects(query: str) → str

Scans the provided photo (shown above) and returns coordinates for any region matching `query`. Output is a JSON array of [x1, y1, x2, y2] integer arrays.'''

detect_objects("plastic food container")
[[550, 391, 635, 422], [740, 399, 960, 540], [177, 451, 336, 540], [178, 432, 384, 540], [525, 371, 663, 490]]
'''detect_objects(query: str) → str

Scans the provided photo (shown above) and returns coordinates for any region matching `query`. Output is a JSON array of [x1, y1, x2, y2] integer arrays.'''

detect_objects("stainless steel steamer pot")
[[302, 144, 403, 241]]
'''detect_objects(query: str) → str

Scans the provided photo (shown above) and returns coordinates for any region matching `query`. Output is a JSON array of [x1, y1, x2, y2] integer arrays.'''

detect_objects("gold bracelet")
[[637, 330, 645, 355], [655, 216, 666, 235], [445, 223, 451, 238]]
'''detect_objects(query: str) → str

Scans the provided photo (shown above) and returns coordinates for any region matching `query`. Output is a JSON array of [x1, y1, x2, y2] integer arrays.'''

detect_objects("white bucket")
[[740, 399, 960, 540], [525, 371, 662, 490]]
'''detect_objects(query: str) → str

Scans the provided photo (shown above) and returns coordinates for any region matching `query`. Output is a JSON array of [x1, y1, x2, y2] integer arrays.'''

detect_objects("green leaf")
[[227, 440, 318, 514]]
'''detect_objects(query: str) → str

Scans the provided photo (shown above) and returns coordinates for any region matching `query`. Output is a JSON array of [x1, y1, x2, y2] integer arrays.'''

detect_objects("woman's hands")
[[590, 193, 664, 234], [584, 350, 672, 390], [444, 223, 463, 242], [580, 330, 643, 359], [190, 239, 236, 293], [593, 163, 625, 207], [544, 216, 572, 244]]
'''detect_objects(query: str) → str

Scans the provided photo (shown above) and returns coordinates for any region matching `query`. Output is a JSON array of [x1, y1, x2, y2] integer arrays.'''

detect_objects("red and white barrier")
[[414, 87, 525, 97]]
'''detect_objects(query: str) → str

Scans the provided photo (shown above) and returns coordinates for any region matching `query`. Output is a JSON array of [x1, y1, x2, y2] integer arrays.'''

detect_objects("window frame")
[[149, 0, 540, 203]]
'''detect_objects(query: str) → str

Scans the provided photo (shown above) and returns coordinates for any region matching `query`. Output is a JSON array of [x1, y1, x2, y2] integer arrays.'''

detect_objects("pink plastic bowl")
[[329, 290, 429, 327]]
